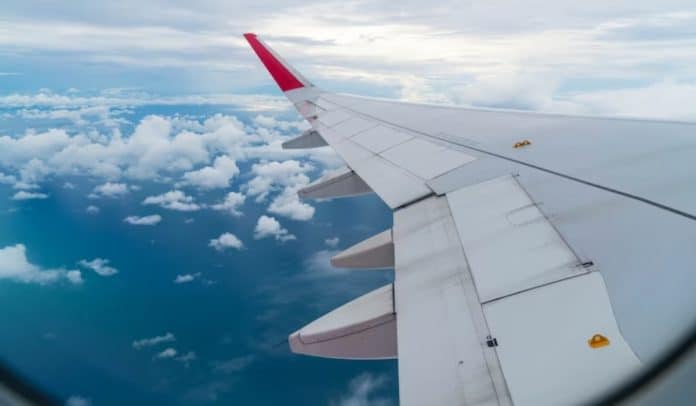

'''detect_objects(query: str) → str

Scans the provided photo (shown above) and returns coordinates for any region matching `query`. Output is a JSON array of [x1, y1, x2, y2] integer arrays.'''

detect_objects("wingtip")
[[242, 32, 306, 92]]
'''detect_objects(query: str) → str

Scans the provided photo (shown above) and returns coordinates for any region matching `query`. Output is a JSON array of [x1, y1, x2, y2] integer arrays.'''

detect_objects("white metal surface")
[[331, 229, 394, 269], [246, 34, 696, 405], [447, 175, 584, 302], [289, 284, 397, 360], [316, 122, 433, 208], [351, 125, 413, 153], [394, 196, 511, 406], [326, 135, 373, 162], [322, 91, 696, 216], [332, 116, 378, 137], [318, 109, 352, 127], [483, 272, 642, 405], [350, 153, 432, 208], [381, 138, 477, 180]]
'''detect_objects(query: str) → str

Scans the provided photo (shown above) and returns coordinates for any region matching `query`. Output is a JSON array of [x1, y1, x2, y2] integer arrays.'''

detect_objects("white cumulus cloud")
[[86, 205, 100, 214], [182, 155, 239, 189], [331, 373, 391, 406], [89, 182, 129, 198], [267, 185, 315, 221], [175, 351, 197, 364], [143, 190, 200, 211], [124, 214, 162, 225], [78, 258, 118, 276], [0, 110, 337, 204], [174, 273, 200, 284], [66, 270, 84, 284], [209, 233, 243, 251], [0, 244, 82, 285], [132, 332, 175, 350], [155, 347, 178, 359], [245, 160, 315, 221], [0, 172, 17, 184], [210, 191, 246, 216], [325, 237, 340, 248], [254, 215, 296, 242], [12, 190, 48, 200]]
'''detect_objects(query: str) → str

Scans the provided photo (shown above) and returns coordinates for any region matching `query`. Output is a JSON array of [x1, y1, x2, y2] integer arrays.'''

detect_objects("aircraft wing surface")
[[244, 33, 696, 405]]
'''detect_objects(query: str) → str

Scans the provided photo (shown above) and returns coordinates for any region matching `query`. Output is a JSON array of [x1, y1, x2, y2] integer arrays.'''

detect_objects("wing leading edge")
[[243, 34, 696, 405]]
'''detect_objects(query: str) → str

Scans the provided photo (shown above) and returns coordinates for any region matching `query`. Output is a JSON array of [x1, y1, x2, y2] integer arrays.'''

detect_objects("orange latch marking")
[[513, 139, 532, 148], [588, 334, 610, 349]]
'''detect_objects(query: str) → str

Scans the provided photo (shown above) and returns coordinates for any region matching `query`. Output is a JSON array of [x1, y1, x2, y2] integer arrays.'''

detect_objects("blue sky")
[[1, 1, 696, 405]]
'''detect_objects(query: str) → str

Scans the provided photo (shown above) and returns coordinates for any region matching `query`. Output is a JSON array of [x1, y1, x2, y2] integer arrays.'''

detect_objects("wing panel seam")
[[325, 95, 696, 222]]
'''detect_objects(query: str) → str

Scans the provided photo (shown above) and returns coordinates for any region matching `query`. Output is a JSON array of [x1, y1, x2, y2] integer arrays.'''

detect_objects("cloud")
[[89, 182, 129, 198], [209, 233, 244, 251], [175, 351, 197, 365], [155, 347, 178, 359], [0, 91, 290, 112], [210, 191, 246, 216], [78, 258, 118, 276], [253, 115, 305, 131], [254, 215, 296, 242], [182, 155, 239, 189], [143, 190, 200, 211], [66, 270, 84, 284], [0, 109, 333, 200], [12, 191, 48, 200], [86, 205, 100, 214], [246, 160, 313, 200], [245, 160, 316, 221], [325, 237, 340, 248], [13, 181, 40, 190], [304, 250, 344, 279], [0, 172, 16, 184], [211, 355, 254, 374], [267, 185, 315, 221], [331, 373, 391, 406], [124, 214, 162, 226], [174, 273, 200, 284], [16, 105, 126, 129], [63, 181, 76, 189], [65, 395, 92, 406], [0, 244, 82, 285], [132, 332, 175, 350]]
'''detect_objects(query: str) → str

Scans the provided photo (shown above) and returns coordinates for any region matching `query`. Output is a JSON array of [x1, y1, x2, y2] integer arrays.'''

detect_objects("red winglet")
[[244, 33, 305, 92]]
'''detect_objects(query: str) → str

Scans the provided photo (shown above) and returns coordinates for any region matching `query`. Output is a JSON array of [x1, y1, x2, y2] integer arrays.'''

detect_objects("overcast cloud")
[[1, 1, 696, 118]]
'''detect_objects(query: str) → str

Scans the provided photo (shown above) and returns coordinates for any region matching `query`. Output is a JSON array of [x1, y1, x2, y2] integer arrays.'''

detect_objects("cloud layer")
[[3, 1, 696, 121]]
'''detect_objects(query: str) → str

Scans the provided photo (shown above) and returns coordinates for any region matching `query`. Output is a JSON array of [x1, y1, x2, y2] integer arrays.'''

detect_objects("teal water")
[[0, 105, 398, 405]]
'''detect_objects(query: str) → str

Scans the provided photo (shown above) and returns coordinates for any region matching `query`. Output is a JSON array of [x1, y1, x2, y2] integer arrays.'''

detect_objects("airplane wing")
[[243, 33, 696, 405]]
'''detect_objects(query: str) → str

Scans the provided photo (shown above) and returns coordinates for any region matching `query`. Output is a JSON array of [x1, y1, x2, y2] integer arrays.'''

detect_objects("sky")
[[1, 1, 696, 405]]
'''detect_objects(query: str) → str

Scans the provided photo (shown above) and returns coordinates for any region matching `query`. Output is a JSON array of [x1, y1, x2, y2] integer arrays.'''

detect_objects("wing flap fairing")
[[331, 229, 394, 269], [298, 167, 373, 199], [282, 129, 327, 149], [288, 284, 397, 360]]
